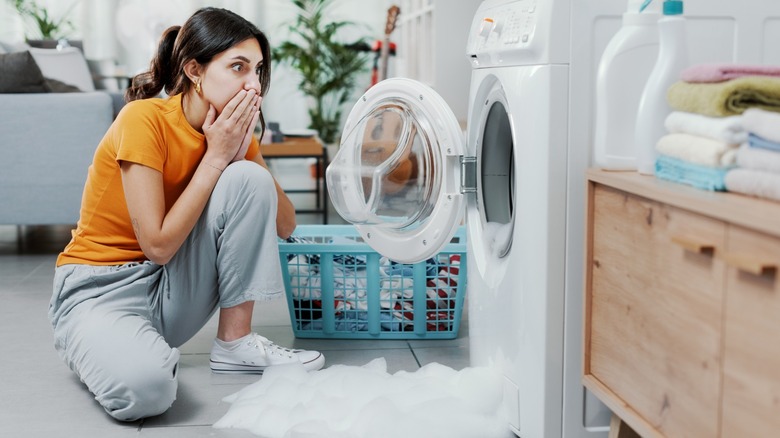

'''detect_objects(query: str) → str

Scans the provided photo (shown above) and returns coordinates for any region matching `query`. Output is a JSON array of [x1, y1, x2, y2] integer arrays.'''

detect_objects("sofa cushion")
[[0, 51, 48, 93], [29, 47, 95, 92]]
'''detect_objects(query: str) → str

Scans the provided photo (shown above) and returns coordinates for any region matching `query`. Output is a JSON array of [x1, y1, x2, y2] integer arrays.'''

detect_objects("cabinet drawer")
[[722, 226, 780, 437], [587, 185, 726, 437]]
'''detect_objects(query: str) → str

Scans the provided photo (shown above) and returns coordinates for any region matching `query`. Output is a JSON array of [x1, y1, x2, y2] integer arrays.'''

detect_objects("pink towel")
[[681, 64, 780, 83]]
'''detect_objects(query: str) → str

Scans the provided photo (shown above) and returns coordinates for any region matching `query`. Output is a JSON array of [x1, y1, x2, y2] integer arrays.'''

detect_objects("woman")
[[47, 7, 324, 422]]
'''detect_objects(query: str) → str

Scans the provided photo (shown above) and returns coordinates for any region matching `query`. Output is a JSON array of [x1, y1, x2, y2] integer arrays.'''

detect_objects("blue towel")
[[747, 132, 780, 153], [655, 155, 730, 191], [386, 258, 440, 277]]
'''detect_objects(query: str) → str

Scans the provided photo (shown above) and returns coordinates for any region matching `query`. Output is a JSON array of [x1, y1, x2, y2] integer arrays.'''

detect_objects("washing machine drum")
[[326, 78, 466, 263]]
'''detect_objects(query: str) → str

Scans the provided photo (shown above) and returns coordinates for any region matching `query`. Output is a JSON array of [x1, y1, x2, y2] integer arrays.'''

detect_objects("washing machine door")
[[326, 78, 466, 264]]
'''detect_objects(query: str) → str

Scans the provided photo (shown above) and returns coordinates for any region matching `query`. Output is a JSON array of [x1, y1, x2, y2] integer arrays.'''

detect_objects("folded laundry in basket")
[[667, 76, 780, 117], [425, 255, 461, 310], [742, 108, 780, 144], [680, 64, 780, 83], [655, 133, 738, 167], [664, 111, 746, 144], [736, 143, 780, 174], [725, 168, 780, 202], [655, 155, 730, 191]]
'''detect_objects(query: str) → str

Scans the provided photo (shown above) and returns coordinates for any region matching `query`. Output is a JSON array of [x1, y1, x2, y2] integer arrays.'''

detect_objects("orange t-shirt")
[[57, 93, 260, 266]]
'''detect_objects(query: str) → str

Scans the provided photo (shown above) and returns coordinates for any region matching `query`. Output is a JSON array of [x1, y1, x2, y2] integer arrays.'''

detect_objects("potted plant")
[[273, 0, 370, 146], [9, 0, 77, 41]]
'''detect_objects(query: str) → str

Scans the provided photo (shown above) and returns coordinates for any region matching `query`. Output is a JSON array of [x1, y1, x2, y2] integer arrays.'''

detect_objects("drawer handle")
[[721, 252, 778, 276], [671, 235, 715, 255]]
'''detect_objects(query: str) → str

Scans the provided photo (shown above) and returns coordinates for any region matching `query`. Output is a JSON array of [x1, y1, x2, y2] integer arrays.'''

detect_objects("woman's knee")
[[222, 160, 274, 189], [215, 161, 276, 208], [97, 350, 180, 421]]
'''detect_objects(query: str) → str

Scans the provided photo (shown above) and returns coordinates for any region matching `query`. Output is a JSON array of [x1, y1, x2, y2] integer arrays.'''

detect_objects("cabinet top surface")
[[587, 169, 780, 238]]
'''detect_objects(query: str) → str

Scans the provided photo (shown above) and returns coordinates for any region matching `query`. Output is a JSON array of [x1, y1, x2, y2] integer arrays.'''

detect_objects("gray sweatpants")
[[48, 161, 285, 421]]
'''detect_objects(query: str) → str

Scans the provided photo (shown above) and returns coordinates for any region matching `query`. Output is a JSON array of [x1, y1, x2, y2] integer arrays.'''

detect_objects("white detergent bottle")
[[593, 0, 661, 170], [634, 0, 688, 175]]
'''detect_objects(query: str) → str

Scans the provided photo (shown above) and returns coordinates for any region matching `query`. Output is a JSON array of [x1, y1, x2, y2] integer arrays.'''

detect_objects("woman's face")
[[200, 37, 263, 114]]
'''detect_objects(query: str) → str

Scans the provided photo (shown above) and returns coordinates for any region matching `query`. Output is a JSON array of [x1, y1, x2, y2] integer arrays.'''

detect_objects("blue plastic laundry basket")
[[278, 225, 467, 339]]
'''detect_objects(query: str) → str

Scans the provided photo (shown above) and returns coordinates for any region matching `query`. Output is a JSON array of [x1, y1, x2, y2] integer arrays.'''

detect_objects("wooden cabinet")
[[584, 169, 780, 438], [721, 226, 780, 437]]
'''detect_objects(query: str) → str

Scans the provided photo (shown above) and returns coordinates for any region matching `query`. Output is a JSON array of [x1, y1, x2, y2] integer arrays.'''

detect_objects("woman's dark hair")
[[126, 7, 271, 134]]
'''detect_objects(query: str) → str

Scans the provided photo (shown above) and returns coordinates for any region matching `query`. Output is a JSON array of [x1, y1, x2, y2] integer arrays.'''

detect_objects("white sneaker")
[[210, 333, 324, 374]]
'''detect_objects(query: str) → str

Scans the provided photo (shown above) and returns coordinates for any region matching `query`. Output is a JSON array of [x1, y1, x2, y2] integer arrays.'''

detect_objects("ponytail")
[[125, 26, 181, 102]]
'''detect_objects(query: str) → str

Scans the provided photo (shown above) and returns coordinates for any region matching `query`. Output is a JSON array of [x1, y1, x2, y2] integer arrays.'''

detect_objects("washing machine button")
[[478, 18, 495, 38]]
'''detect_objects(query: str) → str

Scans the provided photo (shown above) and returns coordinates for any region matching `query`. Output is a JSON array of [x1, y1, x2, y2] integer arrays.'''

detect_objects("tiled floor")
[[0, 168, 470, 437]]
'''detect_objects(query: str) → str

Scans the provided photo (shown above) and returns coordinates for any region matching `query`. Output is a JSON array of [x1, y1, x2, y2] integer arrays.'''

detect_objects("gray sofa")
[[0, 92, 115, 225]]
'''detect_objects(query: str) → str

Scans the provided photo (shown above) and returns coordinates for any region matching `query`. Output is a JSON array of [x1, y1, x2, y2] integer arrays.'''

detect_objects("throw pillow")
[[0, 51, 48, 93], [44, 77, 81, 93], [29, 47, 95, 92]]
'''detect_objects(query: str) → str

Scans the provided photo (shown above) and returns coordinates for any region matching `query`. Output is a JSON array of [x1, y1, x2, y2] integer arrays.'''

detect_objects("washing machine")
[[325, 0, 607, 436]]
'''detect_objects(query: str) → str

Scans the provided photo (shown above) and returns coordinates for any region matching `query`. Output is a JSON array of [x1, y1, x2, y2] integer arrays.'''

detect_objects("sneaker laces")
[[247, 333, 296, 359]]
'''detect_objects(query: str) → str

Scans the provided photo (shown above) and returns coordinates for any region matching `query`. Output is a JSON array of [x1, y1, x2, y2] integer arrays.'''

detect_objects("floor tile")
[[318, 347, 420, 373], [412, 346, 471, 371]]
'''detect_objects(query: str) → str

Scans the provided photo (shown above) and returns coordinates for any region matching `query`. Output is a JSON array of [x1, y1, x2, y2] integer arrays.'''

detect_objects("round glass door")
[[327, 78, 465, 263]]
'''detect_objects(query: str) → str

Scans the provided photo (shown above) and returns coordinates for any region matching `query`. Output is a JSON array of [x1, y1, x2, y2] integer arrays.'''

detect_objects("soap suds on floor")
[[214, 358, 510, 438]]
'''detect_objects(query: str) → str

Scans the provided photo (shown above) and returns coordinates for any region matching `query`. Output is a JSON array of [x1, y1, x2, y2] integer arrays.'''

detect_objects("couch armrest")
[[0, 92, 114, 225]]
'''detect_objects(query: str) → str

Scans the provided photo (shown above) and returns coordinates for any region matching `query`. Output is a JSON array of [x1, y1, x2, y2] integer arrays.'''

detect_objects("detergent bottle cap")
[[663, 0, 683, 15]]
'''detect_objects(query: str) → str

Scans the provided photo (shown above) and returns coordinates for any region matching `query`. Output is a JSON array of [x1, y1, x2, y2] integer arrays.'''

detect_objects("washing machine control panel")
[[472, 1, 537, 49], [466, 0, 564, 68]]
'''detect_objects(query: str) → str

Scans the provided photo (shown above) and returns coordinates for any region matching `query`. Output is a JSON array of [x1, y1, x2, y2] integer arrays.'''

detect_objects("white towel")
[[736, 144, 780, 174], [664, 111, 747, 144], [725, 168, 780, 202], [655, 133, 738, 167], [742, 108, 780, 144]]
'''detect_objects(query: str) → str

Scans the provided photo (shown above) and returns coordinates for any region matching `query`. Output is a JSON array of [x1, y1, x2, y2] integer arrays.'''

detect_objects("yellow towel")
[[667, 76, 780, 117]]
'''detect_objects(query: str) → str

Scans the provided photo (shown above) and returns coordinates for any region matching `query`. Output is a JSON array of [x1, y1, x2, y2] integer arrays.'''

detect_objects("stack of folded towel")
[[725, 108, 780, 202], [656, 64, 780, 191]]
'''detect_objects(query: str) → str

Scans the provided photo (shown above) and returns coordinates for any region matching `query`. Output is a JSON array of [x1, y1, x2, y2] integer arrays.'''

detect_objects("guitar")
[[377, 5, 400, 83]]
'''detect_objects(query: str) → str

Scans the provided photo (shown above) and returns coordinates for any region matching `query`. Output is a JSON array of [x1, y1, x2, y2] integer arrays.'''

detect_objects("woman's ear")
[[183, 59, 202, 85]]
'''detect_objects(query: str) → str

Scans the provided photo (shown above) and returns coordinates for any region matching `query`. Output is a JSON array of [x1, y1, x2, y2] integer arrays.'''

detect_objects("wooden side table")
[[260, 136, 329, 224]]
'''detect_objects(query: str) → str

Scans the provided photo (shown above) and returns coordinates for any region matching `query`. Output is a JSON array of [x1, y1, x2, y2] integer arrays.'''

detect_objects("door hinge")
[[460, 156, 477, 194]]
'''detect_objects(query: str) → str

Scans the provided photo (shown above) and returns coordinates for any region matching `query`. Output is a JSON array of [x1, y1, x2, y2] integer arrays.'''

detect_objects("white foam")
[[214, 358, 511, 438]]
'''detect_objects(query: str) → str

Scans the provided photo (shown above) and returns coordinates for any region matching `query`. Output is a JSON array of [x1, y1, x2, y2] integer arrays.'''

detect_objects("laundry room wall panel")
[[763, 19, 780, 65], [684, 17, 735, 64]]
